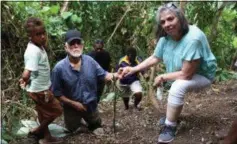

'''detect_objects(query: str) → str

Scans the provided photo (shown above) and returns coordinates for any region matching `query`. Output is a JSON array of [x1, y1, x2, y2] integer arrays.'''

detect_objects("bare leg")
[[166, 104, 183, 123], [123, 97, 129, 110], [134, 92, 142, 109]]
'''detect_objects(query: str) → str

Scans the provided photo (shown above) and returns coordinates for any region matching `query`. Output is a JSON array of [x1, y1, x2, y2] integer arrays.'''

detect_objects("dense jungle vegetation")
[[1, 1, 237, 143]]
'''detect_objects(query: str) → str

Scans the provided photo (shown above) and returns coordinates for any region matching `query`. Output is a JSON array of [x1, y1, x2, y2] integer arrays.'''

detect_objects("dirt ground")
[[14, 80, 237, 144], [63, 80, 237, 144]]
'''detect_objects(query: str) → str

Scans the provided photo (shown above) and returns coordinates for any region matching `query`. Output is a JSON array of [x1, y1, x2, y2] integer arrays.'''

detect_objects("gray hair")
[[155, 3, 189, 41]]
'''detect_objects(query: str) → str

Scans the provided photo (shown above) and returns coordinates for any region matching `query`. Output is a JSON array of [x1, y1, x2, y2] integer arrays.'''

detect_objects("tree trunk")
[[61, 0, 69, 13], [146, 66, 161, 112], [208, 2, 232, 44], [179, 0, 187, 14]]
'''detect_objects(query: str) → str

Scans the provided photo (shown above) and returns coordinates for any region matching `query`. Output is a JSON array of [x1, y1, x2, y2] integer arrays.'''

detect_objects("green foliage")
[[186, 2, 237, 70], [1, 2, 237, 142], [2, 102, 34, 143], [186, 2, 216, 30], [215, 68, 237, 82]]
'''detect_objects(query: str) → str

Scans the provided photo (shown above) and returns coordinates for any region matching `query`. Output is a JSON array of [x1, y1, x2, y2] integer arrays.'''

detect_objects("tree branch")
[[61, 0, 69, 13], [209, 2, 234, 43], [106, 4, 132, 45]]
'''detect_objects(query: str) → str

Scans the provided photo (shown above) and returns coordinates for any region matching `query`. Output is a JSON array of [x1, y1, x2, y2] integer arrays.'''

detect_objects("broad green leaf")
[[16, 127, 29, 136], [61, 12, 73, 20], [233, 37, 237, 48], [222, 9, 237, 22], [18, 2, 24, 9], [50, 5, 60, 15], [71, 14, 78, 22], [21, 120, 38, 128], [232, 73, 237, 79], [51, 32, 57, 36], [76, 17, 82, 23], [41, 6, 50, 13], [1, 139, 8, 144], [16, 120, 69, 138], [57, 30, 66, 36], [220, 74, 228, 81], [48, 124, 68, 137], [49, 17, 61, 24], [102, 92, 115, 102], [25, 7, 36, 15], [2, 130, 13, 141], [121, 27, 127, 35]]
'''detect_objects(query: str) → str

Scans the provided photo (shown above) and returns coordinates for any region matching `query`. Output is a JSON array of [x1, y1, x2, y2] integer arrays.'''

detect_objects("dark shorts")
[[63, 105, 101, 132], [28, 90, 63, 122]]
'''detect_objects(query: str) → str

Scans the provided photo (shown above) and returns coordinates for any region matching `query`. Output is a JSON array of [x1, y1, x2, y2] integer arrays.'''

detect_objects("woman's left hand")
[[153, 75, 165, 87]]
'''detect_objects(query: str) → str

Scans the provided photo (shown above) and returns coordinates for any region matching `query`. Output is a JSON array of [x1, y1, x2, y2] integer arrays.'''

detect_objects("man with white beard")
[[51, 29, 119, 133]]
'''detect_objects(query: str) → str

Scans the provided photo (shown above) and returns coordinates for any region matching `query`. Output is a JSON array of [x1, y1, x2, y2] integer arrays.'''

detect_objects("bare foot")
[[28, 128, 44, 140], [30, 127, 40, 133], [134, 106, 142, 111]]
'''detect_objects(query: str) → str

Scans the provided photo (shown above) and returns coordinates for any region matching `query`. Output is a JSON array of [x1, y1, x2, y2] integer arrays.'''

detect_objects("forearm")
[[58, 95, 87, 111], [58, 95, 77, 107], [104, 72, 117, 81], [162, 71, 193, 82], [21, 69, 31, 82], [134, 55, 160, 72], [162, 60, 199, 82]]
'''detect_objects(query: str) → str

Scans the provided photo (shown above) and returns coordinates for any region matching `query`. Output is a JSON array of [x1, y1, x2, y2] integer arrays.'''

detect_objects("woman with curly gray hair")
[[118, 2, 217, 143]]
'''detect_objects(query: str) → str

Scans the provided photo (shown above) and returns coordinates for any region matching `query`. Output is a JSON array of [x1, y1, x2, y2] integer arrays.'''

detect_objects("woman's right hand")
[[153, 75, 164, 87], [118, 66, 136, 79]]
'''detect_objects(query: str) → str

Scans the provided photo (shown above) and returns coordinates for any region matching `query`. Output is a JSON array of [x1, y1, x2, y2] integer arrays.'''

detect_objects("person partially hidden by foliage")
[[51, 29, 119, 133], [116, 48, 143, 110], [118, 2, 217, 143], [221, 119, 237, 144], [88, 39, 111, 103], [19, 17, 63, 144]]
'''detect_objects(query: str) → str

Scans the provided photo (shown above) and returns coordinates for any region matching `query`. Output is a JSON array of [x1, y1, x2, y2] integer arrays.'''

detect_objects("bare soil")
[[14, 80, 237, 144]]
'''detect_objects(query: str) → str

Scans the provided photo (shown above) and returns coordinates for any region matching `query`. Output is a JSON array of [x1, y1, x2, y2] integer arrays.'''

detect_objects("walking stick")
[[111, 70, 123, 135], [112, 78, 122, 135], [113, 83, 117, 134]]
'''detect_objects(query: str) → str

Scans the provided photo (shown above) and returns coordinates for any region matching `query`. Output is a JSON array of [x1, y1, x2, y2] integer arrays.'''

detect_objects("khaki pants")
[[63, 105, 101, 132]]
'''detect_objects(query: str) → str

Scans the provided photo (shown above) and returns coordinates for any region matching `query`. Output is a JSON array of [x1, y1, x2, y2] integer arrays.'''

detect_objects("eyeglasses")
[[164, 2, 177, 9]]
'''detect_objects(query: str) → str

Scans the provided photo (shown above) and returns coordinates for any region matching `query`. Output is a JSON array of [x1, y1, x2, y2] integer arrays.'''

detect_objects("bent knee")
[[168, 80, 188, 106], [169, 80, 190, 95], [168, 95, 184, 106], [133, 92, 142, 97]]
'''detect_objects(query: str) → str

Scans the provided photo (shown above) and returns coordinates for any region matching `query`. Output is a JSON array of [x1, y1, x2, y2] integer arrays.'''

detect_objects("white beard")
[[66, 49, 83, 58]]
